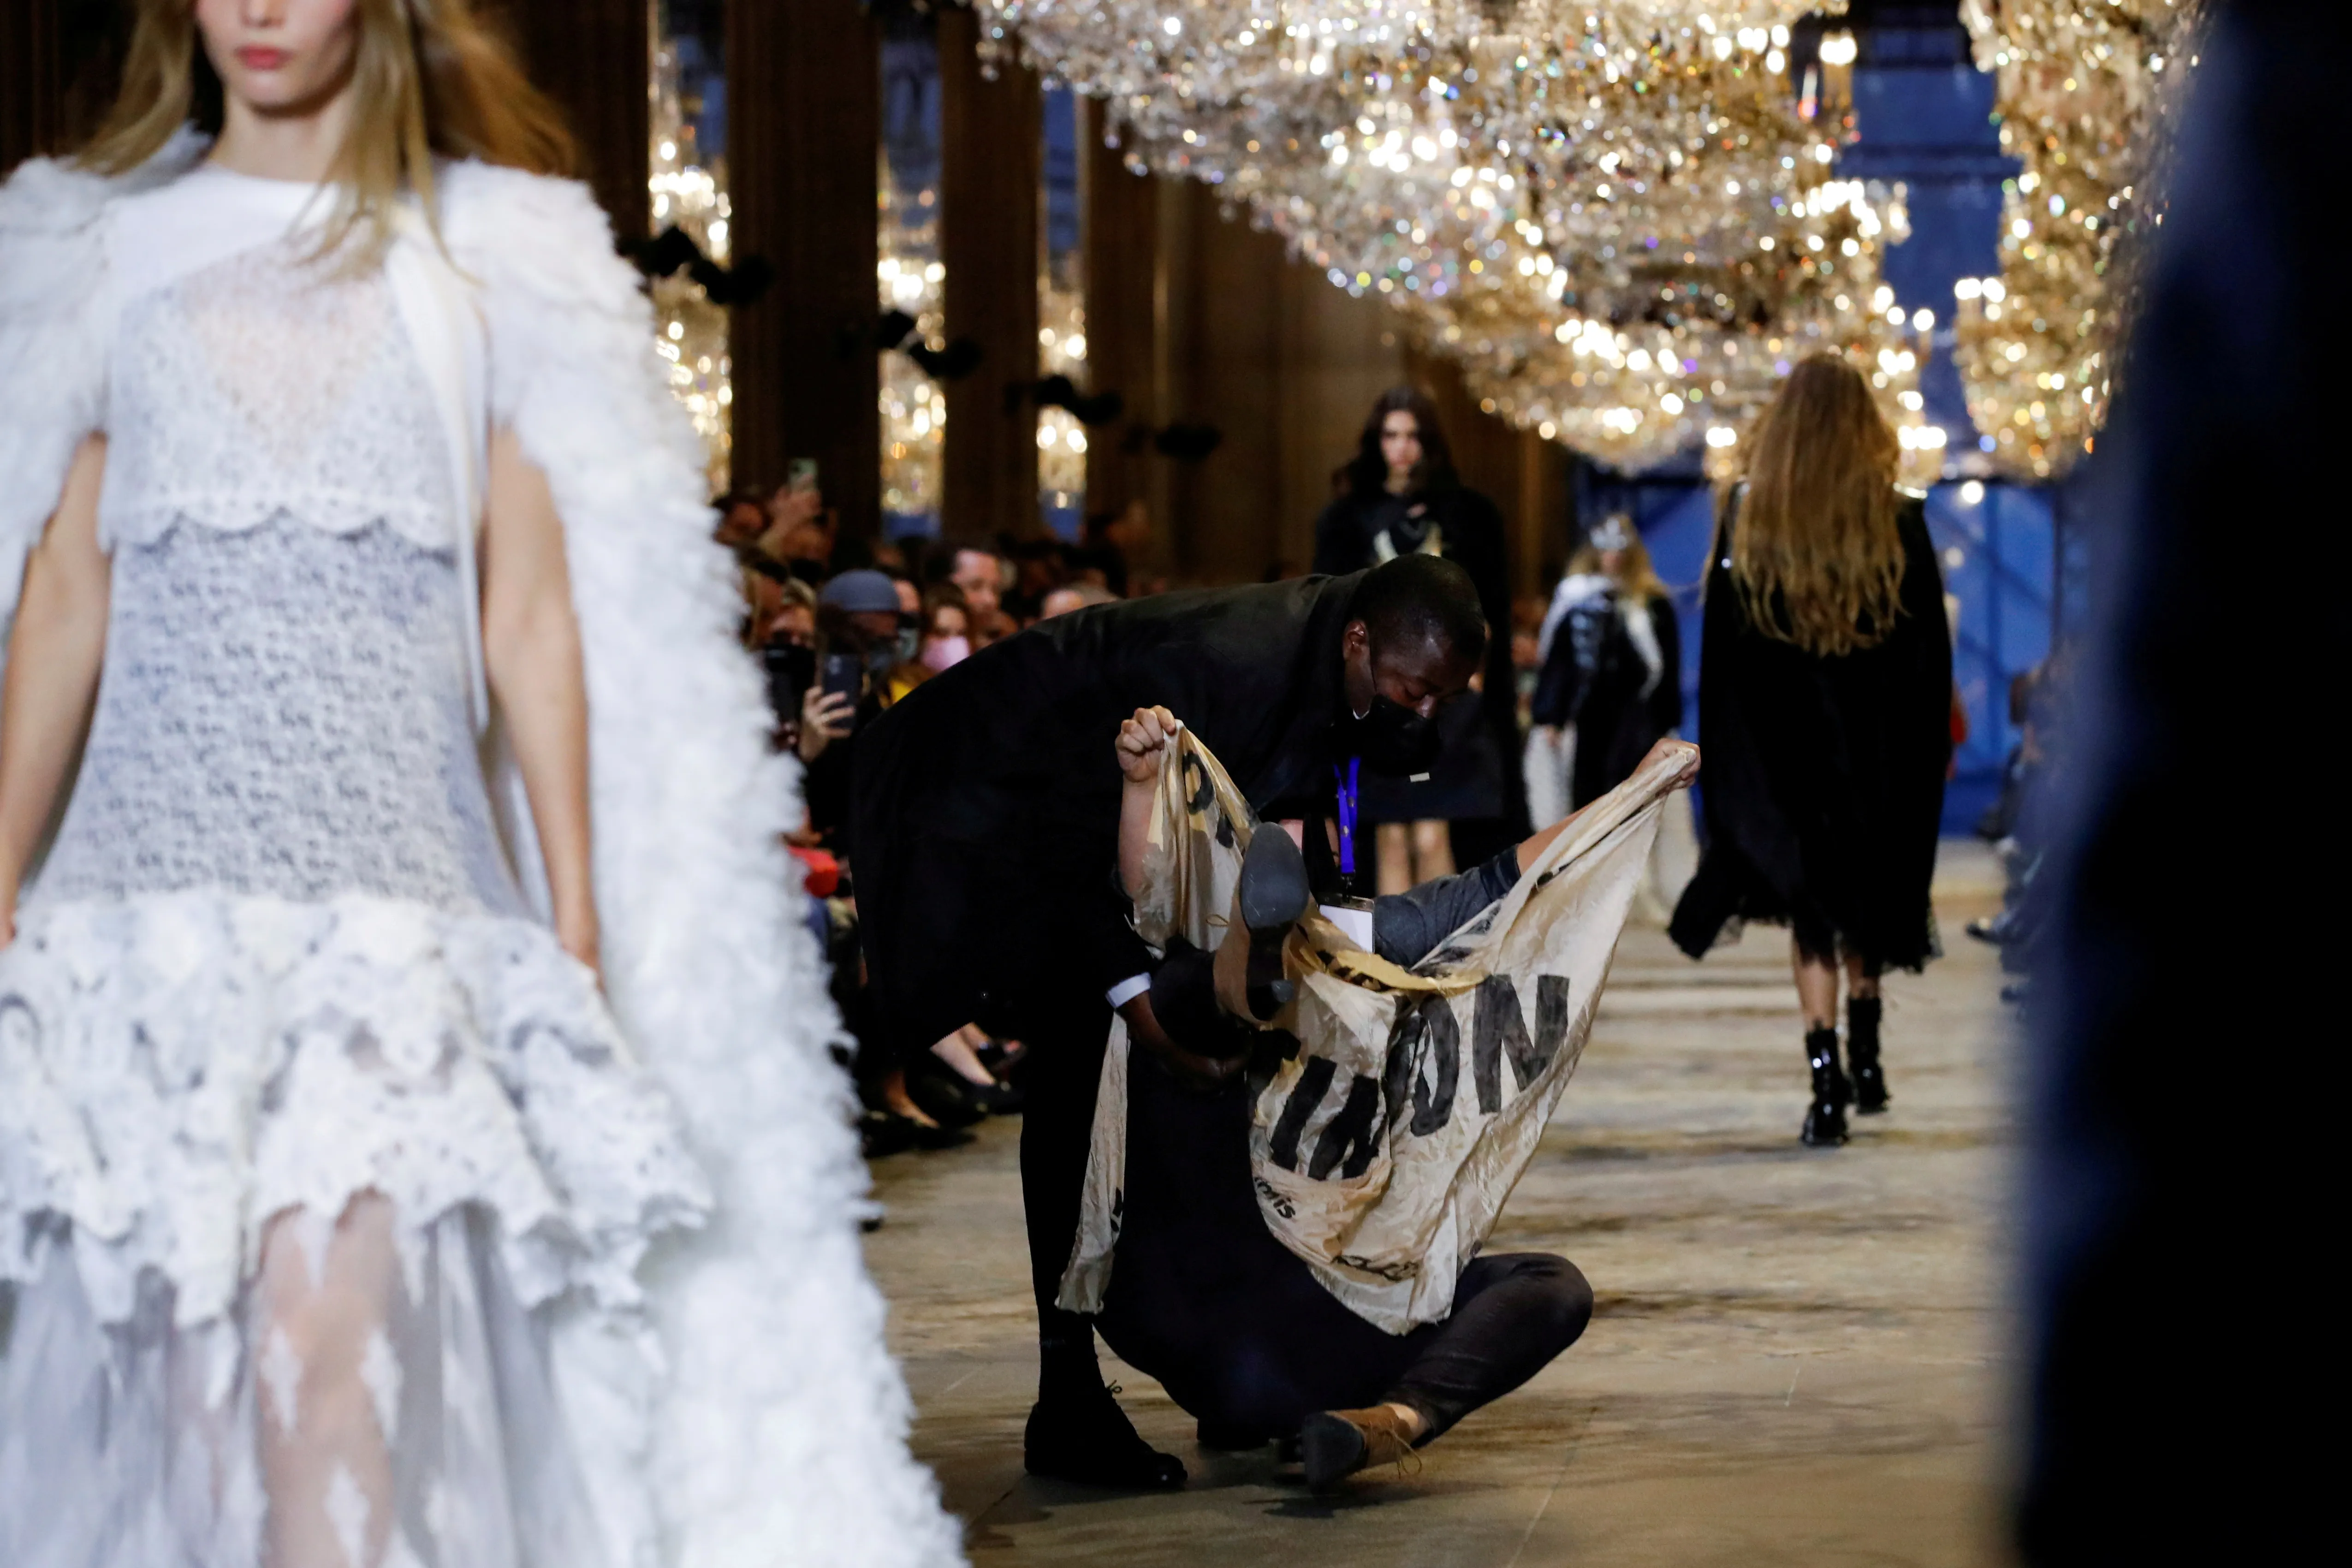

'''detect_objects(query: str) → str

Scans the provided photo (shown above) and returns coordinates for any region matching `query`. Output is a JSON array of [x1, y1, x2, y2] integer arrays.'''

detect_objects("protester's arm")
[[1114, 704, 1181, 900], [1512, 736, 1700, 872]]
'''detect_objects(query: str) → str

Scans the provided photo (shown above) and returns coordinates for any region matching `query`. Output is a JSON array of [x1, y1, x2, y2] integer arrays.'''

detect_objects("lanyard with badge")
[[1333, 755, 1361, 878]]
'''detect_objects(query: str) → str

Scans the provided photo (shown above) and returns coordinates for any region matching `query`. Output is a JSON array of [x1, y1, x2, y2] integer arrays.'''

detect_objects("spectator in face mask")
[[928, 543, 1015, 647], [917, 587, 973, 674]]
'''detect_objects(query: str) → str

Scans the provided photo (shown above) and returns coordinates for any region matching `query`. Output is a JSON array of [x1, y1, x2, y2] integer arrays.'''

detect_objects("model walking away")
[[0, 3, 959, 1564], [1668, 355, 1953, 1147]]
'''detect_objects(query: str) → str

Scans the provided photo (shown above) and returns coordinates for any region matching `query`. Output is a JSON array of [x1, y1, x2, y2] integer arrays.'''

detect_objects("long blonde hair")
[[1726, 353, 1906, 657], [1565, 524, 1671, 604], [78, 0, 573, 259]]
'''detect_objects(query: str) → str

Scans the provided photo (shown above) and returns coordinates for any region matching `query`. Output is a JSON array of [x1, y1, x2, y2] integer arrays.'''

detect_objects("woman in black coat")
[[1529, 515, 1684, 810], [1313, 388, 1524, 890], [1668, 355, 1952, 1148]]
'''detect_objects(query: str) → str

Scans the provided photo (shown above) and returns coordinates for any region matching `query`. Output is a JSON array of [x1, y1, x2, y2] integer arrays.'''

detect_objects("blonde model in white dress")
[[0, 5, 958, 1566]]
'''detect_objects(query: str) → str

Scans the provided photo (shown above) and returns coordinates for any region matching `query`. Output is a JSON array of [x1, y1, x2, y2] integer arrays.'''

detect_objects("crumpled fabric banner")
[[1061, 730, 1685, 1334]]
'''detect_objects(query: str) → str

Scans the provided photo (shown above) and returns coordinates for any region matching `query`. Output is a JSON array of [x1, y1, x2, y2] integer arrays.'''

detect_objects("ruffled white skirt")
[[0, 891, 711, 1568]]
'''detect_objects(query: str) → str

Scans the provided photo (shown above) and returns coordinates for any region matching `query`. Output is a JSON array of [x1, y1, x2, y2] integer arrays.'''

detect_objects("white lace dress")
[[0, 168, 710, 1568]]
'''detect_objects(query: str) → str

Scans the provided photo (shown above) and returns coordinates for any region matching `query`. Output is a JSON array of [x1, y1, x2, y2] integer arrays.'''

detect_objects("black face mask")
[[1337, 694, 1443, 777]]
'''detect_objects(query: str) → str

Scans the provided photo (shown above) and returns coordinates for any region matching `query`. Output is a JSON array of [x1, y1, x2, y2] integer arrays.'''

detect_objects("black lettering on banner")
[[1409, 994, 1461, 1135], [1308, 1072, 1384, 1180], [1472, 974, 1574, 1114], [1268, 1054, 1337, 1171], [1181, 750, 1213, 815], [1380, 1001, 1422, 1136], [1252, 1175, 1298, 1221]]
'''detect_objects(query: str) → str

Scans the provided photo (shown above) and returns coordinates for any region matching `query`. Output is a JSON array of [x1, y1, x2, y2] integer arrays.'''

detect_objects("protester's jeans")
[[1095, 1050, 1591, 1441]]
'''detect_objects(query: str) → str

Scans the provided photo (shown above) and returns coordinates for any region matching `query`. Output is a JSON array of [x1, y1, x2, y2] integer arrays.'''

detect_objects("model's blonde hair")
[[1727, 353, 1907, 657], [1565, 526, 1670, 604], [79, 0, 574, 259]]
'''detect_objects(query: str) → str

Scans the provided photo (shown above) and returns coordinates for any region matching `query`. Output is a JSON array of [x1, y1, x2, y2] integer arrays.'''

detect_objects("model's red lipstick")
[[236, 46, 289, 71]]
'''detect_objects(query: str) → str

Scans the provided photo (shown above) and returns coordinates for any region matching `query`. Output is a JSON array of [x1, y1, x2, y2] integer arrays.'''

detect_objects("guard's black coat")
[[1669, 493, 1953, 970], [853, 573, 1367, 1056]]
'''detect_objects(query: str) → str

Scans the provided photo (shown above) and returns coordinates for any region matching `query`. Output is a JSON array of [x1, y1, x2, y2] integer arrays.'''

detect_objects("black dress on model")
[[1530, 585, 1683, 808], [1669, 491, 1952, 970], [1312, 484, 1526, 842]]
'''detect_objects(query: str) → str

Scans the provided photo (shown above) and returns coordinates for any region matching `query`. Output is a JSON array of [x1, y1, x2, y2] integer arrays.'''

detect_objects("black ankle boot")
[[1801, 1027, 1849, 1146], [1847, 997, 1889, 1114]]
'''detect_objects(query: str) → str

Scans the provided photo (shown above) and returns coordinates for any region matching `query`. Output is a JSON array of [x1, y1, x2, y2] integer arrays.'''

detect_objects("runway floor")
[[865, 840, 2016, 1568]]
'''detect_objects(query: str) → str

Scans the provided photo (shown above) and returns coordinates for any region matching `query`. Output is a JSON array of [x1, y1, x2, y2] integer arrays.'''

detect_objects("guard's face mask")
[[1340, 694, 1443, 777]]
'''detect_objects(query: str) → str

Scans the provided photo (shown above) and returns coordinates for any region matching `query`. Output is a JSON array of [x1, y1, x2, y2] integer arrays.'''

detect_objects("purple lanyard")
[[1334, 756, 1361, 878]]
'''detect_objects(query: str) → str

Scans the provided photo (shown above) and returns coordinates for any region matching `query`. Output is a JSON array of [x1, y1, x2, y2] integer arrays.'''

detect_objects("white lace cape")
[[0, 144, 962, 1568]]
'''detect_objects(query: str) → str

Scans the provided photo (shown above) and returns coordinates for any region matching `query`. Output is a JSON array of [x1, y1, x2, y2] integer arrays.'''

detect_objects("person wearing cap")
[[800, 570, 910, 858]]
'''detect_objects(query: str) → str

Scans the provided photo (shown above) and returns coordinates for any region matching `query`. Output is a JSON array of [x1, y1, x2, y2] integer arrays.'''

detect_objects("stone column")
[[937, 5, 1039, 543], [0, 0, 129, 179], [495, 0, 650, 243], [730, 0, 881, 529], [1079, 98, 1159, 532]]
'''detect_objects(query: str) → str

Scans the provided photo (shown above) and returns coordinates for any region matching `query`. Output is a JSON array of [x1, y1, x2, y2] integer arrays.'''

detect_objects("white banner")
[[1060, 732, 1685, 1334]]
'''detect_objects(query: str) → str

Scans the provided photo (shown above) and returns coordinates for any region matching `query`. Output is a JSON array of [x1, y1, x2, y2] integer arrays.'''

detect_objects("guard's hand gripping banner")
[[1060, 731, 1688, 1334]]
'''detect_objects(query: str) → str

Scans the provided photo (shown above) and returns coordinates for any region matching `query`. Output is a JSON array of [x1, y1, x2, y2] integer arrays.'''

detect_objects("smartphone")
[[761, 641, 815, 722], [787, 457, 820, 495], [819, 650, 864, 730]]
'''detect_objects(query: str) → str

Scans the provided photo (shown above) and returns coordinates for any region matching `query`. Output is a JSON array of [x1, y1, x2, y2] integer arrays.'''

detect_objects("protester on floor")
[[853, 554, 1489, 1490], [1313, 387, 1525, 893], [1094, 710, 1697, 1491], [1669, 354, 1953, 1148]]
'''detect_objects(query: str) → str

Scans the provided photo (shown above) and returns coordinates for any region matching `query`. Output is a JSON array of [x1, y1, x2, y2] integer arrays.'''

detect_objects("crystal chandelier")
[[1952, 0, 2206, 478], [989, 3, 1929, 471]]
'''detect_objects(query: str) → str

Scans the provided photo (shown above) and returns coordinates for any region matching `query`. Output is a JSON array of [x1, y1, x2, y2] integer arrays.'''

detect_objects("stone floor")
[[865, 841, 2018, 1568]]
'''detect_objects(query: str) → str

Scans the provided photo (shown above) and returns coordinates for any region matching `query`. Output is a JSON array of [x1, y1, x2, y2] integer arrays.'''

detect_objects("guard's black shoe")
[[1025, 1384, 1188, 1490], [1800, 1027, 1850, 1147], [1847, 997, 1889, 1114]]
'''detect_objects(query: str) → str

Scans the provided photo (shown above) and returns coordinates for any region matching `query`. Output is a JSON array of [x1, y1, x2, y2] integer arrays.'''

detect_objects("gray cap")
[[818, 569, 902, 614]]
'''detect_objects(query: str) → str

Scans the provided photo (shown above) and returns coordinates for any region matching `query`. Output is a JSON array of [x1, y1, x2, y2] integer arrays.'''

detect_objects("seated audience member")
[[716, 486, 772, 550], [768, 480, 836, 582], [925, 541, 1017, 646], [1039, 580, 1119, 619]]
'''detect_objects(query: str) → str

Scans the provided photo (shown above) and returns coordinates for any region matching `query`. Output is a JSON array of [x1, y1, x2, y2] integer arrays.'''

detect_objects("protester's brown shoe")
[[1299, 1404, 1421, 1493]]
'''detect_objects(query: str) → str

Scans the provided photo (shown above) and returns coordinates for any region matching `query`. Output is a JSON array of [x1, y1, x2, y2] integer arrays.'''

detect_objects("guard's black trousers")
[[1093, 1047, 1592, 1440]]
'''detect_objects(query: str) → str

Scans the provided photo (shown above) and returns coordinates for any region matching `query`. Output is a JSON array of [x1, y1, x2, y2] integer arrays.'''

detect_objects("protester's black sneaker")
[[1800, 1027, 1850, 1147], [1222, 828, 1312, 1020], [1847, 997, 1889, 1114], [1025, 1384, 1188, 1490], [1299, 1406, 1419, 1493]]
